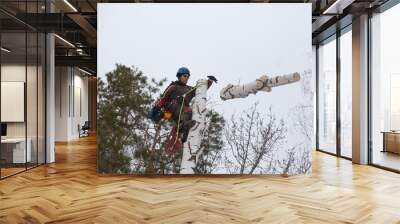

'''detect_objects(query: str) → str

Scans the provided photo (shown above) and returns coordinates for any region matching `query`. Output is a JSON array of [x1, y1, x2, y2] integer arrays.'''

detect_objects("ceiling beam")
[[67, 13, 97, 42], [55, 55, 96, 73], [322, 0, 356, 14]]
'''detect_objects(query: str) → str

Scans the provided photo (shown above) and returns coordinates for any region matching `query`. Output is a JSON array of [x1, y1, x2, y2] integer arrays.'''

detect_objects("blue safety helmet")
[[176, 67, 190, 78]]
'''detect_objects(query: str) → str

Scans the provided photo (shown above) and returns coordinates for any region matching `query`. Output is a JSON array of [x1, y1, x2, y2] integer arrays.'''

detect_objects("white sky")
[[98, 3, 312, 147]]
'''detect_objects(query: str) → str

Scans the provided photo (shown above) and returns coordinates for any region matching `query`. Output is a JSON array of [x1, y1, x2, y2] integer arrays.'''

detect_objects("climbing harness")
[[172, 82, 200, 146]]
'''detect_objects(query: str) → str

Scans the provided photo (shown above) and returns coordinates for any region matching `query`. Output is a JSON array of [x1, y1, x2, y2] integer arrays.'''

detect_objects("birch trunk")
[[220, 72, 301, 101], [180, 79, 208, 174]]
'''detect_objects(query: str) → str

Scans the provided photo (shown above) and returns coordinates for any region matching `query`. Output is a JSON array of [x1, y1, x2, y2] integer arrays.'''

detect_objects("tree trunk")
[[180, 79, 208, 174], [220, 72, 301, 101], [146, 123, 161, 174]]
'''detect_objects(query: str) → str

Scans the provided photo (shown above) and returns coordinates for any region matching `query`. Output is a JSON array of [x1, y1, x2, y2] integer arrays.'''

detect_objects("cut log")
[[220, 72, 301, 101]]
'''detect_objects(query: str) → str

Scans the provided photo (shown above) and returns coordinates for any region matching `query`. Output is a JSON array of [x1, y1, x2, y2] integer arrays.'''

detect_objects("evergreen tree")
[[97, 64, 225, 174], [97, 64, 164, 173]]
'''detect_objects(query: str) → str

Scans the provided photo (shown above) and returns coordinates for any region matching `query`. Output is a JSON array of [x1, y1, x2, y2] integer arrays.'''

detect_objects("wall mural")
[[97, 3, 313, 175]]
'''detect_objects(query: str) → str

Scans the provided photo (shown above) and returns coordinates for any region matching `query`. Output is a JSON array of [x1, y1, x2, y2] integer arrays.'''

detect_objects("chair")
[[79, 121, 90, 138]]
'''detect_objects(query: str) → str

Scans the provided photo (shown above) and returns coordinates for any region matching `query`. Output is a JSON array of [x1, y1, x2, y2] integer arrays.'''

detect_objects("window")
[[0, 1, 47, 179], [318, 36, 337, 154], [340, 29, 352, 158], [371, 3, 400, 171]]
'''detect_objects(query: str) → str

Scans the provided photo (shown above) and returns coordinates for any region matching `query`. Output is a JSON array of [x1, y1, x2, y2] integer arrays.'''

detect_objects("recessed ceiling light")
[[1, 47, 11, 53], [78, 67, 92, 76], [63, 0, 78, 12], [322, 0, 354, 15], [54, 34, 75, 48]]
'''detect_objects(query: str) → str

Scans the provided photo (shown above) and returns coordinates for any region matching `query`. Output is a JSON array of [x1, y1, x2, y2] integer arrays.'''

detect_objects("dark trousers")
[[170, 104, 193, 132]]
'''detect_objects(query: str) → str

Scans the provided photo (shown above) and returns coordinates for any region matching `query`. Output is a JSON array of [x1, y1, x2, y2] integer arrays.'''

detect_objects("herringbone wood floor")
[[1, 135, 400, 224]]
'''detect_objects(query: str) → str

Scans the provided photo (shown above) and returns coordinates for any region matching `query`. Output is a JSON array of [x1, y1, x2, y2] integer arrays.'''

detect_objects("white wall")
[[1, 63, 46, 164], [312, 45, 317, 150], [1, 65, 26, 137], [55, 66, 69, 141], [71, 72, 89, 138], [55, 67, 89, 141], [1, 65, 41, 137]]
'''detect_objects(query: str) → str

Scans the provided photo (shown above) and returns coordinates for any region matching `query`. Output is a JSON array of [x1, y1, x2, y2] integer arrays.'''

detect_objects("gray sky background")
[[98, 3, 312, 148]]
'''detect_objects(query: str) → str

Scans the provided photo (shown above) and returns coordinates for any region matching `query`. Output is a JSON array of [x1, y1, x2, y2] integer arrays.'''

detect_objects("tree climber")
[[149, 67, 217, 151]]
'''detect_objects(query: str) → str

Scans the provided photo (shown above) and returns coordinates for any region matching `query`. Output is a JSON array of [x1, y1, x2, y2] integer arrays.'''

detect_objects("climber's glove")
[[207, 75, 218, 88]]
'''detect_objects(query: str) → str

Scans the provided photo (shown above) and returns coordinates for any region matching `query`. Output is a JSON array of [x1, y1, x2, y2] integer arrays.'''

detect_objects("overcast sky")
[[98, 3, 312, 147]]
